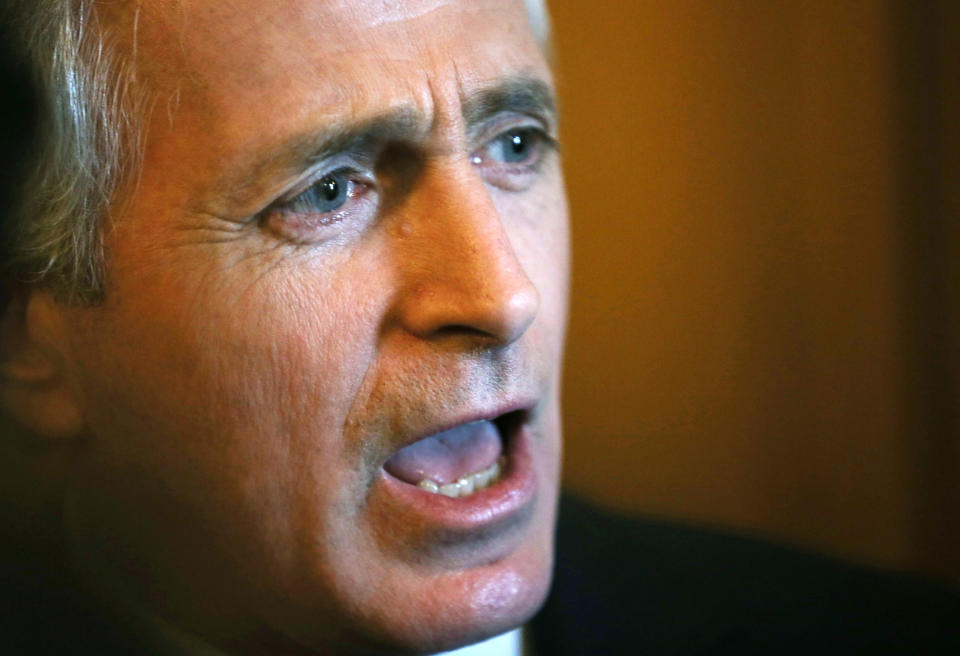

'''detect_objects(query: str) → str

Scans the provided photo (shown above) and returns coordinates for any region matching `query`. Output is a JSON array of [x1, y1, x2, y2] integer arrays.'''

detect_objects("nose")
[[392, 164, 540, 348]]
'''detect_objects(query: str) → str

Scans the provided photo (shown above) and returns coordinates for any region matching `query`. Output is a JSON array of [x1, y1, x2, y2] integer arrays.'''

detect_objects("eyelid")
[[519, 127, 560, 155], [274, 162, 373, 208], [468, 111, 556, 150], [472, 125, 559, 164], [258, 169, 380, 244]]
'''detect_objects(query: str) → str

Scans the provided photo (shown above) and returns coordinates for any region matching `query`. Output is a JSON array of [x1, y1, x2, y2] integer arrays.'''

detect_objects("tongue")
[[384, 420, 502, 484]]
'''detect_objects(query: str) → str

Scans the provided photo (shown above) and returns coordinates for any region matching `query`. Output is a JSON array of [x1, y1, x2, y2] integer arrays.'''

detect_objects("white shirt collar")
[[432, 628, 524, 656], [146, 611, 526, 656]]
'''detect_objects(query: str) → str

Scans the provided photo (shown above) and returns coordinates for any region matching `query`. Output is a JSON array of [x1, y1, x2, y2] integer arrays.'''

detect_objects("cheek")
[[65, 247, 391, 532], [58, 246, 400, 624], [240, 277, 379, 428], [192, 275, 382, 480]]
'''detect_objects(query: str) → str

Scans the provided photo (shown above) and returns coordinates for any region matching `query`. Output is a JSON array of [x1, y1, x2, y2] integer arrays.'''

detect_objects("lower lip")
[[374, 425, 537, 533]]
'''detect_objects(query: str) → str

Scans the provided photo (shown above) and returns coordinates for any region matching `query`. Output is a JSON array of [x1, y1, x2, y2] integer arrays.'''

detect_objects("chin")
[[359, 535, 555, 655], [253, 503, 557, 656]]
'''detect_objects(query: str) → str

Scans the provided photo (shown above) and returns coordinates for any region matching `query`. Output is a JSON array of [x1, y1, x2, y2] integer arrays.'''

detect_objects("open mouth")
[[383, 410, 525, 499]]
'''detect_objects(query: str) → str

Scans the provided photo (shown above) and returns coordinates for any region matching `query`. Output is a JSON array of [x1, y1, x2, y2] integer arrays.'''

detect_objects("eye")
[[490, 130, 539, 164], [286, 171, 353, 215], [471, 126, 557, 191], [260, 168, 378, 243]]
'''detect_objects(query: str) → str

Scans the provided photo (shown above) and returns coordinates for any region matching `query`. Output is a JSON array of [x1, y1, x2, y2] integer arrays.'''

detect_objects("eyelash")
[[471, 127, 557, 190], [260, 125, 557, 241], [259, 168, 376, 242], [282, 169, 369, 219]]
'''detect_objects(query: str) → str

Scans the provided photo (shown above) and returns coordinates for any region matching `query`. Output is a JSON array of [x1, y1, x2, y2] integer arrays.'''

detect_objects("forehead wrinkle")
[[414, 69, 559, 156], [206, 73, 556, 212], [359, 0, 451, 29]]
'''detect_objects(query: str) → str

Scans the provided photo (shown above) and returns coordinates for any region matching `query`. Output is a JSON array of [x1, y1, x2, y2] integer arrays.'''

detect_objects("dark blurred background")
[[0, 23, 35, 223], [0, 16, 37, 311], [555, 0, 959, 581]]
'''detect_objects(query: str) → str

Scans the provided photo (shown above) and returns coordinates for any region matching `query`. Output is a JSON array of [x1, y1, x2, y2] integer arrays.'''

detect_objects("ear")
[[0, 284, 84, 440]]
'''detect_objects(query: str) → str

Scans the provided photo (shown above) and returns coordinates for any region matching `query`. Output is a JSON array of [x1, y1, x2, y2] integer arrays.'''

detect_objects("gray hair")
[[525, 0, 552, 55], [2, 0, 144, 303], [2, 0, 550, 303]]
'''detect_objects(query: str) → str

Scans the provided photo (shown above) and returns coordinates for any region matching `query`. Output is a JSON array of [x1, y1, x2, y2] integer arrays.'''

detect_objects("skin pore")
[[22, 0, 569, 653]]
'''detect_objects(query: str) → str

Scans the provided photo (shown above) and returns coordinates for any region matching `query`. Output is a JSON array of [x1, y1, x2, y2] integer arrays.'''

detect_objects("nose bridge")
[[394, 163, 540, 346]]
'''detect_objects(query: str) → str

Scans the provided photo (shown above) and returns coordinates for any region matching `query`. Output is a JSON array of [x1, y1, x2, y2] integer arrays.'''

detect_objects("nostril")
[[435, 324, 494, 338]]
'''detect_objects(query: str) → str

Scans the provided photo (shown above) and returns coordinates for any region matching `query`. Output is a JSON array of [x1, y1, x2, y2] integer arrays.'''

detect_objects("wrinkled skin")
[[35, 0, 568, 653]]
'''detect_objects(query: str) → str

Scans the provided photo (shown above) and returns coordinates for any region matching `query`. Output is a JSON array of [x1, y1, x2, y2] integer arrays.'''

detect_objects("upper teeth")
[[417, 458, 504, 498]]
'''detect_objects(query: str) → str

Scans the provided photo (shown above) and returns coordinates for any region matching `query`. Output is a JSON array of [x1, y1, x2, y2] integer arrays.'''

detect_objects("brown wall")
[[553, 0, 959, 579]]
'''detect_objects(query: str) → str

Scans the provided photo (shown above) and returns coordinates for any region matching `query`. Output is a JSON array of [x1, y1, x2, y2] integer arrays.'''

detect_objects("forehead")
[[128, 0, 544, 115], [113, 0, 549, 214]]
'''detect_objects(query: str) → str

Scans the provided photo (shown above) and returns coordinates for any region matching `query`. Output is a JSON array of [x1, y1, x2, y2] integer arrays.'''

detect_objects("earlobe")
[[0, 285, 85, 440]]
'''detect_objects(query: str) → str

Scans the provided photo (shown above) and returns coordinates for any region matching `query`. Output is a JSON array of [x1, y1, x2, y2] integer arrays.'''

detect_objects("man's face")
[[54, 0, 567, 652]]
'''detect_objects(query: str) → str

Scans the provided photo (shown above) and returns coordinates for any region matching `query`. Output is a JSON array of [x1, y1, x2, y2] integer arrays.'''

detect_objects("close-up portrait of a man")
[[2, 1, 959, 655], [1, 0, 566, 653]]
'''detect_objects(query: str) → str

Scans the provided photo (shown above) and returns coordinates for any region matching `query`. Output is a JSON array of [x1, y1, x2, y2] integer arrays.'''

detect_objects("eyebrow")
[[213, 75, 557, 211], [461, 76, 558, 134], [291, 76, 559, 164]]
